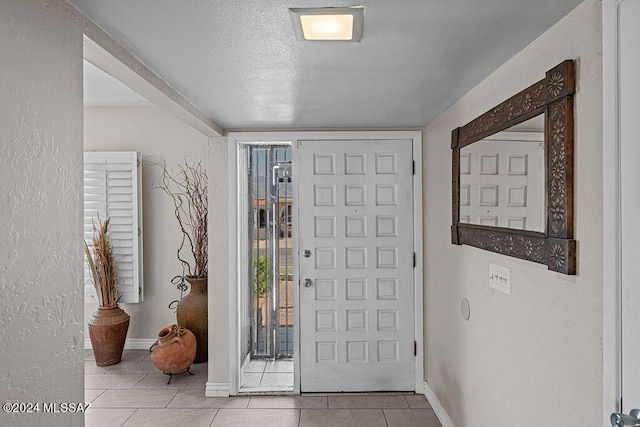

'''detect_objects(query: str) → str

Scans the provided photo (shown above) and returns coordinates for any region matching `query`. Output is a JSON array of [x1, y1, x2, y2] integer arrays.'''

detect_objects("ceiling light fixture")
[[289, 7, 364, 42]]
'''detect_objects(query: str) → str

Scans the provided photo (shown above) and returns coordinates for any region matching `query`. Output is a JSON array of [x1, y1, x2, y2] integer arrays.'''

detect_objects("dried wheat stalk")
[[157, 160, 208, 278], [85, 215, 119, 307]]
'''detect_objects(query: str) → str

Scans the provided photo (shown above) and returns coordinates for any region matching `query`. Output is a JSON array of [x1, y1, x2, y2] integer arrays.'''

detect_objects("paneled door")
[[296, 139, 415, 392], [459, 129, 545, 232]]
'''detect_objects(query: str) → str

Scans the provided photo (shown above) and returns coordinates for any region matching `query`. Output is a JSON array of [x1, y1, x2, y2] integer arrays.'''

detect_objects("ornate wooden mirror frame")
[[451, 60, 576, 274]]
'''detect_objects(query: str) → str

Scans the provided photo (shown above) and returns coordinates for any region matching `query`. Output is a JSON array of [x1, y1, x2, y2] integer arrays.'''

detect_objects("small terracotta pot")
[[149, 324, 197, 374], [88, 306, 130, 367]]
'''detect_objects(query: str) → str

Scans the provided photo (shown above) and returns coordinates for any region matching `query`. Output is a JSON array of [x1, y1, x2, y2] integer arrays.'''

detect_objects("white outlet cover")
[[489, 263, 511, 295]]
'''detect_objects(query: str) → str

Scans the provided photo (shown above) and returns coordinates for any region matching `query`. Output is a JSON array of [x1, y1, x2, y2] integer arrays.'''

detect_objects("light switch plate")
[[489, 263, 511, 295]]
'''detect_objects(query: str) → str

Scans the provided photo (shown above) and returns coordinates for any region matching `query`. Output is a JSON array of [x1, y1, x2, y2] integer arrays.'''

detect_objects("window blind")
[[83, 151, 143, 303]]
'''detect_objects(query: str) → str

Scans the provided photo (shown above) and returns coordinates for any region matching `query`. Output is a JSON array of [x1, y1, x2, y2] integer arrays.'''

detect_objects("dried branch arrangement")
[[156, 160, 208, 278], [84, 216, 119, 307]]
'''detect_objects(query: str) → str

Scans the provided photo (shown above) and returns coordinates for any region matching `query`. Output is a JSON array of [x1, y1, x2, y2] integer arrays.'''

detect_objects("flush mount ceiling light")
[[289, 7, 364, 41]]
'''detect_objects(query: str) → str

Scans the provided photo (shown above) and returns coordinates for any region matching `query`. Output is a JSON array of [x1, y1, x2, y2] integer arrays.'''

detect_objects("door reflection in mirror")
[[459, 114, 545, 232]]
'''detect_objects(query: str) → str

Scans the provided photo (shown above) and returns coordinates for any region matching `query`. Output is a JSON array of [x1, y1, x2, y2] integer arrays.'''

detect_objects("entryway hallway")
[[84, 349, 441, 426]]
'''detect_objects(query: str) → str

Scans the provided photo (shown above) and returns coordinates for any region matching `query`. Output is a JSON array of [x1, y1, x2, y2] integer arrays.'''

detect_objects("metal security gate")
[[247, 145, 293, 358]]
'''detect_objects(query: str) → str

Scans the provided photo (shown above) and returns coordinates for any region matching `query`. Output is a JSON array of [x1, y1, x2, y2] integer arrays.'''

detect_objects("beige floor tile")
[[85, 361, 114, 374], [300, 409, 386, 427], [167, 390, 250, 409], [264, 360, 294, 373], [85, 349, 94, 359], [85, 389, 106, 403], [405, 393, 432, 408], [85, 373, 145, 390], [107, 360, 161, 374], [120, 349, 151, 362], [91, 389, 178, 408], [211, 408, 299, 427], [83, 356, 437, 427], [384, 409, 442, 427], [304, 392, 407, 397], [122, 409, 218, 427], [248, 395, 327, 409], [260, 372, 293, 387], [85, 408, 135, 427], [328, 394, 409, 409], [244, 359, 266, 373], [240, 372, 263, 387], [133, 370, 207, 389]]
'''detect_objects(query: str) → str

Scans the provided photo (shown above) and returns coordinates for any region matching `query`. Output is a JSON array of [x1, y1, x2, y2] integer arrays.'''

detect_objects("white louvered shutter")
[[84, 151, 143, 303]]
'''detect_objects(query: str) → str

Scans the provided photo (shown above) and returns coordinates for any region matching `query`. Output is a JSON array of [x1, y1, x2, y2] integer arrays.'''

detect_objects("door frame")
[[602, 0, 622, 420], [227, 130, 424, 396]]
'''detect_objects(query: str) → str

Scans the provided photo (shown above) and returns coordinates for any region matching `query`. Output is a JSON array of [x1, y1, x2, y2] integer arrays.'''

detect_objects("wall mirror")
[[451, 60, 576, 274]]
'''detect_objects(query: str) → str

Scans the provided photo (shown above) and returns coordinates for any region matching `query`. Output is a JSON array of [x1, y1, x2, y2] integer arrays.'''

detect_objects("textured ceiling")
[[73, 0, 583, 129]]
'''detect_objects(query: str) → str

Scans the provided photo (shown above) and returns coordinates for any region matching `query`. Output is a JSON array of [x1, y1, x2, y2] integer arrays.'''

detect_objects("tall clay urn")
[[176, 276, 208, 363], [88, 306, 130, 367]]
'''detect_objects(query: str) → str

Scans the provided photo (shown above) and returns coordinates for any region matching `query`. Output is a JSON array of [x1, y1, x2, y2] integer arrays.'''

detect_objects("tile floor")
[[85, 349, 442, 427], [240, 358, 294, 393]]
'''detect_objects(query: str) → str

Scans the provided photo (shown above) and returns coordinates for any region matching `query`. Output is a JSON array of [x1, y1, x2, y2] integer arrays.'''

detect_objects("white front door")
[[620, 0, 640, 413], [296, 139, 415, 392]]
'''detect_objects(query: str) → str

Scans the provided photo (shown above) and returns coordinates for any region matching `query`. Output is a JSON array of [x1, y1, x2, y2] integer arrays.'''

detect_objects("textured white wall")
[[0, 1, 84, 426], [83, 106, 210, 340], [423, 1, 602, 425]]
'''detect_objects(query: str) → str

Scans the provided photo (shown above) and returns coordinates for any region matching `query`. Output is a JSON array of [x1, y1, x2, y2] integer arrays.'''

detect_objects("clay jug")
[[176, 276, 208, 362], [88, 306, 130, 367], [149, 324, 197, 374]]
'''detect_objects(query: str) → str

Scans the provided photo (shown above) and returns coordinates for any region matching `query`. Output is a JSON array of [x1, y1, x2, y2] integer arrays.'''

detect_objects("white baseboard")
[[85, 338, 156, 350], [206, 382, 230, 397], [124, 339, 156, 350], [424, 381, 455, 427]]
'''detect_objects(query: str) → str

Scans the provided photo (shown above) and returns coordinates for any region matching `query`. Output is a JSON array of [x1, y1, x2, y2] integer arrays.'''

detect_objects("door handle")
[[303, 249, 312, 258], [303, 278, 313, 288], [611, 409, 640, 426]]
